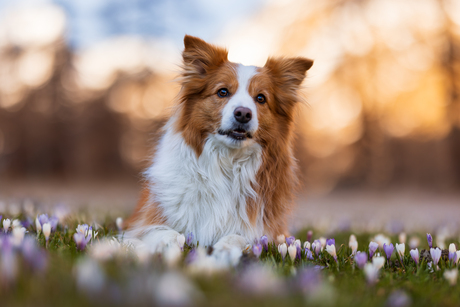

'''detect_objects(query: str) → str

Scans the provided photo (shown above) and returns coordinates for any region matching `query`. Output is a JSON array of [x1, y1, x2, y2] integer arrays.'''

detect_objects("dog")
[[123, 35, 313, 260]]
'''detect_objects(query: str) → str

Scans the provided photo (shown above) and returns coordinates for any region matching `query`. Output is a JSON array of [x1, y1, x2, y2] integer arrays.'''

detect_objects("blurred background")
[[0, 0, 459, 231]]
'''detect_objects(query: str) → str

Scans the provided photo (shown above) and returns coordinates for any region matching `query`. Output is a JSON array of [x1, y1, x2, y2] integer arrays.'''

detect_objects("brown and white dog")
[[123, 35, 313, 260]]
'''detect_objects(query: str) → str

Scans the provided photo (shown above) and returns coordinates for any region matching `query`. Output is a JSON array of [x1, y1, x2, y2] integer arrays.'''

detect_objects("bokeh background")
[[1, 0, 459, 232]]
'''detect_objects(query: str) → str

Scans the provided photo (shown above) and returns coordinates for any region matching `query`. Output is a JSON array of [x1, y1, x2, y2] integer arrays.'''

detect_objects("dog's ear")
[[182, 35, 228, 75], [264, 57, 313, 87]]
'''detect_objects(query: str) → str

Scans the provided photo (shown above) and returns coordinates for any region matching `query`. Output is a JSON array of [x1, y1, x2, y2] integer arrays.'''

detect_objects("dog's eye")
[[256, 94, 266, 104], [217, 88, 229, 98]]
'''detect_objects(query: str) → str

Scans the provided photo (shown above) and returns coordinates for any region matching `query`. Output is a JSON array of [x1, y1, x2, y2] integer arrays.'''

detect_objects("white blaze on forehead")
[[220, 64, 259, 132]]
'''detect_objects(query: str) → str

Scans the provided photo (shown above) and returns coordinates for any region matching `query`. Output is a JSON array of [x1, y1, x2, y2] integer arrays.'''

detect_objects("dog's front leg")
[[211, 234, 249, 266]]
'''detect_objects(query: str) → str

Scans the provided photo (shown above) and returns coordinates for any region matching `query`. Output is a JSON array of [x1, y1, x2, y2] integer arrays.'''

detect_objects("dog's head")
[[175, 35, 313, 156]]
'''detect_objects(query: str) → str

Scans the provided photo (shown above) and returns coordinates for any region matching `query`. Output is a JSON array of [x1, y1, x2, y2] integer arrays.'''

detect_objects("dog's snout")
[[233, 107, 252, 124]]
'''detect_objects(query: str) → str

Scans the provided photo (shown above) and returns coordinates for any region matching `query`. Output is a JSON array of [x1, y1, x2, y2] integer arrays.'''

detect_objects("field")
[[1, 205, 460, 307]]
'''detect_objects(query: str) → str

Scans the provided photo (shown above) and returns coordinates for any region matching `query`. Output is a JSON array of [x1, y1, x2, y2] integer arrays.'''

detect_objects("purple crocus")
[[186, 232, 194, 246], [253, 243, 262, 258], [305, 248, 314, 260], [369, 241, 379, 259], [449, 244, 457, 263], [307, 230, 313, 243], [74, 232, 88, 251], [383, 243, 394, 261], [355, 252, 367, 269], [295, 241, 302, 259], [286, 236, 295, 247], [326, 238, 335, 246], [37, 214, 59, 231], [427, 233, 433, 249], [260, 235, 269, 252]]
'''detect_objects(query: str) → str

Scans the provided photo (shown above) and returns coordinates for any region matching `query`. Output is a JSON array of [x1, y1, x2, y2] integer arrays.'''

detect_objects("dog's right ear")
[[182, 35, 228, 75]]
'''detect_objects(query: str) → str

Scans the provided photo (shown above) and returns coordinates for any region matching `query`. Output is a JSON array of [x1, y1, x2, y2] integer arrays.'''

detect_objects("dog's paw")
[[211, 235, 248, 267]]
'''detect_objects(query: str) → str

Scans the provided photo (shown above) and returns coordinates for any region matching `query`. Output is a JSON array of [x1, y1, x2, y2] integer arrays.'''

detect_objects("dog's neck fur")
[[145, 116, 264, 246]]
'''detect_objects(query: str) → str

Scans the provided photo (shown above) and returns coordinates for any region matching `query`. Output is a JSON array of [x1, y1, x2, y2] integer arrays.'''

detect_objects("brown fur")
[[127, 35, 313, 239]]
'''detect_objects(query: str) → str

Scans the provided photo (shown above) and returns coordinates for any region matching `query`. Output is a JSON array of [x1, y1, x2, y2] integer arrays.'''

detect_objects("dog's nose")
[[233, 107, 252, 124]]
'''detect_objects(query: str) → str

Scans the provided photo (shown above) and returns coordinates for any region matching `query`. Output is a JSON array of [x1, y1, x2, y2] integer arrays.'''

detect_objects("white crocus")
[[116, 217, 123, 231], [449, 243, 456, 254], [12, 227, 27, 246], [43, 222, 51, 241], [295, 239, 301, 248], [177, 234, 186, 250], [12, 219, 22, 229], [278, 243, 287, 259], [325, 244, 337, 261], [319, 237, 326, 250], [399, 232, 406, 244], [456, 251, 460, 265], [35, 217, 42, 233], [304, 241, 311, 250], [3, 218, 11, 233], [349, 234, 357, 246], [372, 256, 385, 270], [444, 269, 458, 286], [409, 236, 420, 249], [364, 263, 380, 284], [395, 243, 405, 259], [350, 241, 358, 256], [288, 244, 296, 261]]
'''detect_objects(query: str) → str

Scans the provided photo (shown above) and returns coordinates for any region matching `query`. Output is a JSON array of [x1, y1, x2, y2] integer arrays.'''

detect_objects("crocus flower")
[[383, 243, 394, 261], [430, 247, 442, 268], [116, 217, 123, 231], [372, 256, 385, 270], [325, 242, 337, 262], [409, 236, 420, 249], [364, 263, 379, 285], [307, 230, 313, 243], [12, 227, 27, 246], [35, 217, 41, 233], [305, 248, 314, 260], [410, 248, 419, 265], [253, 243, 262, 258], [288, 244, 297, 261], [286, 236, 295, 247], [444, 269, 458, 286], [326, 238, 335, 246], [350, 241, 358, 256], [395, 243, 405, 261], [278, 243, 287, 259], [457, 251, 460, 265], [427, 233, 433, 248], [449, 243, 457, 263], [398, 232, 406, 244], [186, 232, 194, 246], [319, 237, 326, 249], [43, 223, 51, 241], [295, 240, 302, 259], [276, 235, 285, 245], [260, 235, 269, 251], [304, 241, 311, 250], [177, 234, 185, 250], [12, 219, 22, 229], [74, 232, 87, 250], [369, 242, 378, 259], [355, 252, 367, 269], [76, 224, 98, 243], [3, 218, 11, 233], [312, 240, 321, 256]]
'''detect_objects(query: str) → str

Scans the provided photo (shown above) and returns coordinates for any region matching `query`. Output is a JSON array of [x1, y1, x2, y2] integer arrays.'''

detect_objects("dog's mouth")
[[218, 127, 253, 141]]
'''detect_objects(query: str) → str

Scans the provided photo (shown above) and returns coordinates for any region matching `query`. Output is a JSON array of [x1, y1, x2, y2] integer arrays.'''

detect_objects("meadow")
[[1, 204, 459, 307]]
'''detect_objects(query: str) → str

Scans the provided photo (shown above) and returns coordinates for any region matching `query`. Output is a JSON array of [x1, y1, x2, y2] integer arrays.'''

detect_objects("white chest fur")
[[145, 124, 264, 246]]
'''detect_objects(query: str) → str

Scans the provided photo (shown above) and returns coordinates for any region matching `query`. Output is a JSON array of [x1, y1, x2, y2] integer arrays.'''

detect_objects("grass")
[[1, 211, 459, 307]]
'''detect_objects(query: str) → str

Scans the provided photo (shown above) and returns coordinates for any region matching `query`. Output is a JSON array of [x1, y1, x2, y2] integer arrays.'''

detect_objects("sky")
[[0, 0, 262, 50]]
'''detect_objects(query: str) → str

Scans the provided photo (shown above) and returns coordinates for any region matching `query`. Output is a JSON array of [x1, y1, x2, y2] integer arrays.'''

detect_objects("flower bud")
[[43, 223, 51, 241]]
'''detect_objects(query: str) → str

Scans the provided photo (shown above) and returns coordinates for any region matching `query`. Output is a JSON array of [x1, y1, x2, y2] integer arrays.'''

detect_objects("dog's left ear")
[[264, 57, 314, 87], [182, 35, 228, 75]]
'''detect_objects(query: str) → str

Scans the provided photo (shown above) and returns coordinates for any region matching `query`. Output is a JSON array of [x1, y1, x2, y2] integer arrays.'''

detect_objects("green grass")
[[1, 213, 459, 307]]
